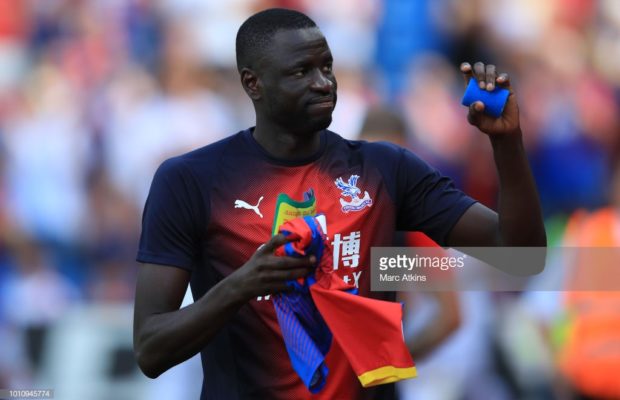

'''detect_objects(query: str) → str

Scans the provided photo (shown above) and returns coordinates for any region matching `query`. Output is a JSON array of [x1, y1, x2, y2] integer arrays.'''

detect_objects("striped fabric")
[[273, 274, 332, 393], [273, 216, 332, 392]]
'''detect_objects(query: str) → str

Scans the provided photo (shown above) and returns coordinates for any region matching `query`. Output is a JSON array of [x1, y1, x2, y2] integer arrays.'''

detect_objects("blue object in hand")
[[461, 78, 510, 118]]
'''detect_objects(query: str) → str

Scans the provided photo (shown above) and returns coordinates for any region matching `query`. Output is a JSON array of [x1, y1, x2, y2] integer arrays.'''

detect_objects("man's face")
[[256, 27, 337, 134]]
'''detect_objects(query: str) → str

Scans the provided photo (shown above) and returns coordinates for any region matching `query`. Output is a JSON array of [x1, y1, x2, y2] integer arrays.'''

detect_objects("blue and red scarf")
[[273, 215, 416, 393]]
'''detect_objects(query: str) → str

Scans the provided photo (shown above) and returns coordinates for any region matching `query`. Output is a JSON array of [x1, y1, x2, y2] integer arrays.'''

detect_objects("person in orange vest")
[[552, 205, 620, 400]]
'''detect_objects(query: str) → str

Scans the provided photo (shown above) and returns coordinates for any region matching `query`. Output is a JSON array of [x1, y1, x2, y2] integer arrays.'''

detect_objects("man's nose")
[[310, 70, 334, 93]]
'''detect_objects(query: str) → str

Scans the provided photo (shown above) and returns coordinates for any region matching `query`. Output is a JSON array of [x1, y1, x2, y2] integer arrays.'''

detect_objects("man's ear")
[[240, 68, 261, 101]]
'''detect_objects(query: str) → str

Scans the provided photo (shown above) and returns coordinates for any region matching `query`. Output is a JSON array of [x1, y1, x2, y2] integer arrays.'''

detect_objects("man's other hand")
[[460, 61, 521, 137]]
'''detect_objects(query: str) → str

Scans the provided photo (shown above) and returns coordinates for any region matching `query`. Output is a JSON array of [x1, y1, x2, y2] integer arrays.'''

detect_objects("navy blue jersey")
[[137, 128, 476, 399]]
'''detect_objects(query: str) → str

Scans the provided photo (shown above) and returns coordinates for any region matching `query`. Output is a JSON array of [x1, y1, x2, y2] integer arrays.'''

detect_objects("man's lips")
[[308, 96, 335, 108]]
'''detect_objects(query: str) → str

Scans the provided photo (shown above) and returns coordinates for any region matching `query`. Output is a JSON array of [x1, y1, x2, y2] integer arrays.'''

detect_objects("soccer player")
[[133, 8, 546, 400]]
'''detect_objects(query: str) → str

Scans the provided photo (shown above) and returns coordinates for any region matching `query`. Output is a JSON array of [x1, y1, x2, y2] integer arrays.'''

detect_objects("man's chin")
[[307, 115, 332, 132], [285, 114, 332, 136]]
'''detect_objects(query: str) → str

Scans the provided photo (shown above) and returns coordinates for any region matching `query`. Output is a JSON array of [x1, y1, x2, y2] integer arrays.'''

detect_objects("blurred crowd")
[[0, 0, 619, 399]]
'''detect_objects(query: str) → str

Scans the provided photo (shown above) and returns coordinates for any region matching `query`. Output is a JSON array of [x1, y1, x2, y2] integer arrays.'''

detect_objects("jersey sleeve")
[[137, 157, 207, 271], [396, 148, 477, 246]]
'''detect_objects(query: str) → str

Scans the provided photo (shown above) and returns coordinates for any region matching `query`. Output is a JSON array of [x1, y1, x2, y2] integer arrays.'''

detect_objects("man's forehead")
[[270, 27, 329, 54]]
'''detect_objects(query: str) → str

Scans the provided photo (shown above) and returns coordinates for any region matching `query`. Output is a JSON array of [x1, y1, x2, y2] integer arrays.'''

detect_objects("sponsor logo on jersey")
[[335, 175, 372, 213], [271, 188, 317, 235]]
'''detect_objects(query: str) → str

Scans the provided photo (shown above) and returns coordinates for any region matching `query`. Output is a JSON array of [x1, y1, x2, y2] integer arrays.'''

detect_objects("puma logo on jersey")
[[234, 196, 264, 218]]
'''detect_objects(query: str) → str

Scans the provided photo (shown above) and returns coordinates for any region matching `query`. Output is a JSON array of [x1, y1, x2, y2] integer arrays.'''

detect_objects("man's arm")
[[398, 291, 461, 361], [133, 234, 314, 378], [446, 62, 546, 249]]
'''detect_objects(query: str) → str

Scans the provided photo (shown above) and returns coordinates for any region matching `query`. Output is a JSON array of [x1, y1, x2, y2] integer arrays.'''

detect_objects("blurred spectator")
[[101, 18, 235, 207], [84, 168, 139, 303], [329, 67, 375, 140], [1, 237, 78, 381], [297, 0, 380, 68], [3, 57, 92, 244], [358, 105, 408, 145], [550, 167, 620, 399]]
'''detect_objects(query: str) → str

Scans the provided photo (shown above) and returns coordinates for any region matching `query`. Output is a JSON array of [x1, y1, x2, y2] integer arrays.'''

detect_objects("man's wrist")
[[490, 129, 524, 153], [218, 272, 251, 306]]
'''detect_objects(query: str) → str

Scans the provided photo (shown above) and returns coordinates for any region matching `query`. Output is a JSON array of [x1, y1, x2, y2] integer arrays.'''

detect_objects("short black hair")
[[236, 8, 317, 72]]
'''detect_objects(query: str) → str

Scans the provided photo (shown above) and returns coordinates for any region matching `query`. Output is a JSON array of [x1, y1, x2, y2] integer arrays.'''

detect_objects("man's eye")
[[293, 70, 305, 77], [323, 64, 333, 73]]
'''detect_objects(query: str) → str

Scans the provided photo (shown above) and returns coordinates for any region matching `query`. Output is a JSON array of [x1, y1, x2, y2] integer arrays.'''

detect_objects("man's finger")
[[266, 255, 316, 270], [460, 62, 473, 87], [467, 101, 484, 126], [485, 64, 496, 91], [473, 62, 485, 89], [260, 234, 297, 254], [472, 101, 485, 112], [267, 266, 314, 282], [496, 72, 511, 91]]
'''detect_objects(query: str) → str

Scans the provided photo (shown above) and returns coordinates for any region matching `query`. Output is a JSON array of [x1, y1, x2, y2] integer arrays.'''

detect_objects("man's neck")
[[252, 123, 322, 160]]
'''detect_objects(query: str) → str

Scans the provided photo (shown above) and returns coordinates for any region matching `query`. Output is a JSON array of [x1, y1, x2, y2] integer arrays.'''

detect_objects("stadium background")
[[0, 0, 618, 399]]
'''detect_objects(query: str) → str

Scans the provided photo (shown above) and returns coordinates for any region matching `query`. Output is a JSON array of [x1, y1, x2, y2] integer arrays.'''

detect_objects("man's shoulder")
[[327, 132, 440, 184], [329, 131, 405, 163], [160, 130, 245, 170], [179, 130, 246, 162], [153, 130, 246, 186]]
